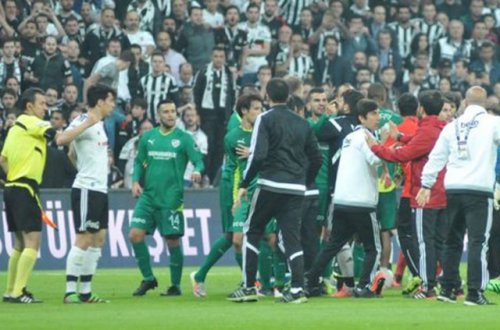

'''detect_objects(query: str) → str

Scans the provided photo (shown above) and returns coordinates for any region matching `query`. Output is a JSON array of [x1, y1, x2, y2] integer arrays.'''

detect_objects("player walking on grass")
[[129, 99, 204, 297], [190, 94, 263, 297], [59, 84, 117, 304], [228, 78, 322, 304], [305, 99, 385, 299]]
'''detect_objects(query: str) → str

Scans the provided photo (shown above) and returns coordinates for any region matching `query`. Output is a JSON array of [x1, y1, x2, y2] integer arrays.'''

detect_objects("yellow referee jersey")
[[1, 114, 51, 185]]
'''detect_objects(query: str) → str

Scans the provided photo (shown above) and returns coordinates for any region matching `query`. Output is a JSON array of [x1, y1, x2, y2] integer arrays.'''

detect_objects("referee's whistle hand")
[[132, 182, 143, 198]]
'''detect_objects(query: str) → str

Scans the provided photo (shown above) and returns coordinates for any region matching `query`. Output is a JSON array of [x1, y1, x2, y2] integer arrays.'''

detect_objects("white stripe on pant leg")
[[481, 199, 494, 290], [416, 208, 428, 290], [277, 230, 285, 254], [242, 187, 262, 288], [289, 251, 303, 261], [79, 189, 88, 232], [243, 187, 261, 234], [370, 212, 382, 282]]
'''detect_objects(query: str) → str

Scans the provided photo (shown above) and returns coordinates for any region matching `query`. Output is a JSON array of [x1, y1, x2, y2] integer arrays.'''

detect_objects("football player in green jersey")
[[129, 99, 204, 297]]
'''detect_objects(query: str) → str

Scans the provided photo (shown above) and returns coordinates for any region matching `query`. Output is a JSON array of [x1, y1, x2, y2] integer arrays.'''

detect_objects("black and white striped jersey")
[[388, 22, 417, 58], [279, 0, 312, 27], [140, 72, 179, 123], [288, 54, 315, 79], [152, 0, 171, 17], [315, 29, 343, 60], [413, 19, 445, 45]]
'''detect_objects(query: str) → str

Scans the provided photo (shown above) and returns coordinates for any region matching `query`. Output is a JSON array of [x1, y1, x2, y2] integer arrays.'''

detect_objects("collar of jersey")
[[159, 127, 176, 136]]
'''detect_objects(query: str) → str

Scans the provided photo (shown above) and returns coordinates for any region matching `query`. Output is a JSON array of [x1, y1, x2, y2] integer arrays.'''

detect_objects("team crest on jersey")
[[171, 139, 180, 148]]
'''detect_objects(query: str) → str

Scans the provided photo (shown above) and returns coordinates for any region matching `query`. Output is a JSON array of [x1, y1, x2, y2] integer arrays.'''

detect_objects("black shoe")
[[227, 287, 259, 302], [160, 286, 182, 296], [133, 278, 158, 296], [10, 293, 42, 304], [454, 287, 465, 298], [277, 289, 308, 304], [258, 288, 274, 297], [2, 295, 11, 303], [353, 287, 378, 298], [464, 292, 494, 306], [437, 288, 457, 303], [304, 285, 322, 298]]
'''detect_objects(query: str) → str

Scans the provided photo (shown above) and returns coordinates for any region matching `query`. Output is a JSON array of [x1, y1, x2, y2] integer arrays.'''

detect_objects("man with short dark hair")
[[368, 90, 448, 299], [57, 84, 117, 304], [129, 99, 204, 297], [228, 78, 322, 303], [306, 99, 385, 299], [193, 46, 235, 184]]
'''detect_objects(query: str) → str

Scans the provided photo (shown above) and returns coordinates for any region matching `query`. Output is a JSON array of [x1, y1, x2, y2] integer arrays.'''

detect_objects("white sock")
[[80, 247, 102, 295], [337, 244, 354, 278], [65, 246, 86, 294]]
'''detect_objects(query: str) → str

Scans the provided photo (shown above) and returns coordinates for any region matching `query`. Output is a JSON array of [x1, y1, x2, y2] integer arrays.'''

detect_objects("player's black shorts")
[[71, 188, 109, 233], [4, 186, 42, 233]]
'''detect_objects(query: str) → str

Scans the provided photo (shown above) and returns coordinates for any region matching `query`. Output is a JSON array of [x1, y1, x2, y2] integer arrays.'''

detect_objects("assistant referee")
[[228, 78, 322, 304]]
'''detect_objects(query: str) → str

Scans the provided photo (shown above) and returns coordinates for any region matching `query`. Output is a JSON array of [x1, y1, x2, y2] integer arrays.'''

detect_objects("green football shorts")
[[130, 196, 184, 237], [377, 189, 397, 231]]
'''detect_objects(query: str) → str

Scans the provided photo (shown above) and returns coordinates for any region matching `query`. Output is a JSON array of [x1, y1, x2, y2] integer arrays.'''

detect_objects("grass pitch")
[[0, 266, 499, 330]]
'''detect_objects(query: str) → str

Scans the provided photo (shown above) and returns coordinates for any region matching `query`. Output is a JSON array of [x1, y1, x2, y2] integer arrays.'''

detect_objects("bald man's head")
[[465, 86, 487, 107]]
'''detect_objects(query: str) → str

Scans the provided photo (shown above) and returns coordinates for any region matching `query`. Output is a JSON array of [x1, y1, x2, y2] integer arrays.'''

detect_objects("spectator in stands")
[[214, 6, 245, 75], [369, 5, 389, 40], [294, 7, 314, 41], [309, 9, 346, 62], [451, 59, 471, 95], [45, 86, 60, 118], [178, 62, 194, 87], [415, 3, 446, 46], [182, 105, 208, 188], [178, 5, 215, 73], [179, 85, 194, 106], [400, 66, 426, 97], [239, 3, 271, 85], [65, 40, 87, 99], [255, 64, 272, 102], [470, 20, 491, 63], [433, 19, 471, 68], [439, 77, 453, 94], [27, 36, 72, 92], [140, 51, 179, 122], [127, 0, 161, 35], [60, 14, 84, 45], [438, 0, 466, 20], [269, 25, 292, 76], [470, 41, 500, 85], [0, 88, 18, 116], [82, 7, 130, 68], [0, 38, 21, 92], [194, 46, 235, 184], [461, 0, 486, 39], [376, 29, 402, 75], [343, 14, 377, 60], [314, 35, 348, 86], [128, 44, 150, 100], [261, 0, 284, 40], [203, 0, 224, 28], [124, 10, 156, 58], [157, 30, 186, 82], [379, 66, 399, 110], [59, 83, 79, 121]]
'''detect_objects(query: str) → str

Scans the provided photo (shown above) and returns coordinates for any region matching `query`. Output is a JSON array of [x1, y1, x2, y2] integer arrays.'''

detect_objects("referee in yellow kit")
[[1, 88, 98, 303]]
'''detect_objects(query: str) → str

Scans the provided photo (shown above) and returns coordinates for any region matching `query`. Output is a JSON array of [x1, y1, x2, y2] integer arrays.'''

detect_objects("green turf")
[[1, 267, 499, 330]]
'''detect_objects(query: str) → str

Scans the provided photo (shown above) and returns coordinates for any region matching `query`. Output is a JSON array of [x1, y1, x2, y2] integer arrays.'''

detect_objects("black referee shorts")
[[71, 188, 109, 234], [4, 186, 42, 233]]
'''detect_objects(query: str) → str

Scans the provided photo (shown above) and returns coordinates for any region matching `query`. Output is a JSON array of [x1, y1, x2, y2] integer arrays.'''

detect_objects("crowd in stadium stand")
[[0, 0, 499, 189]]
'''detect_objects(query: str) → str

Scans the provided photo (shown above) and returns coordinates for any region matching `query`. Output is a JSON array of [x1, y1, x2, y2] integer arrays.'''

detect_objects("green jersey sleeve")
[[133, 133, 148, 183], [184, 133, 204, 174]]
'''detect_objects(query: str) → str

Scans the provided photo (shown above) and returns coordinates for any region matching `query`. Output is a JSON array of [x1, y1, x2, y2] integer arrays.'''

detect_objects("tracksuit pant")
[[441, 194, 493, 293], [301, 196, 320, 273], [307, 207, 381, 288], [243, 187, 305, 290], [412, 208, 448, 291], [397, 197, 419, 277], [488, 208, 500, 278]]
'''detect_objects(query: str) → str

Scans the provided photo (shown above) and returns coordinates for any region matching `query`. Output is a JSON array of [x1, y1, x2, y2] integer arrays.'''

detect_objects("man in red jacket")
[[366, 90, 447, 299], [391, 93, 420, 289]]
